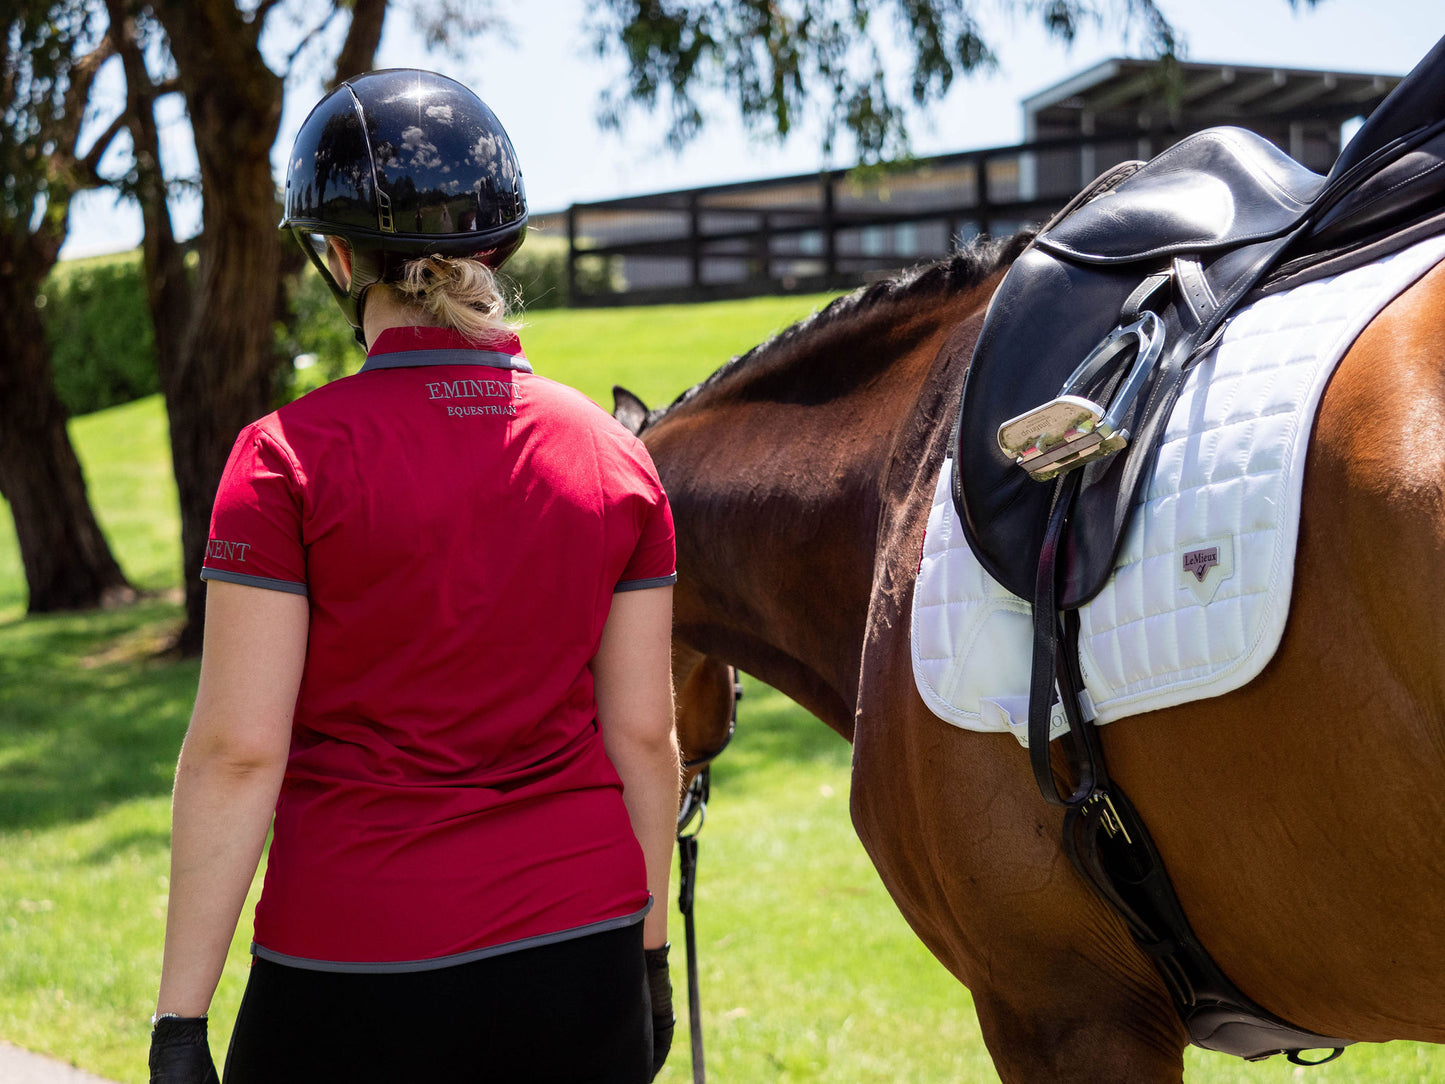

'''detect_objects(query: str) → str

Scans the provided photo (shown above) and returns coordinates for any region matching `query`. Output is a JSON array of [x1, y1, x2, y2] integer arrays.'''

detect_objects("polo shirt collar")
[[359, 326, 533, 374]]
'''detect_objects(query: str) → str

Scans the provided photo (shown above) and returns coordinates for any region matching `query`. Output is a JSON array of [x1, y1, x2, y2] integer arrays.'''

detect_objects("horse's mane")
[[656, 228, 1035, 419]]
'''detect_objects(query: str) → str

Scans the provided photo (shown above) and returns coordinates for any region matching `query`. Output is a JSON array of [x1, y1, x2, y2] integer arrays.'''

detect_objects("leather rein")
[[673, 667, 742, 1084]]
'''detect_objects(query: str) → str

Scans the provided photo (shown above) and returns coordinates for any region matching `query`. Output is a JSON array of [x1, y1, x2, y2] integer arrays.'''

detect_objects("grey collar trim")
[[360, 349, 533, 374]]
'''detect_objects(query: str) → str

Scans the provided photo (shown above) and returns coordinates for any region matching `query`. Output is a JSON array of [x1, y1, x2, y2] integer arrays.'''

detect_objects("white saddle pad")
[[912, 233, 1445, 746]]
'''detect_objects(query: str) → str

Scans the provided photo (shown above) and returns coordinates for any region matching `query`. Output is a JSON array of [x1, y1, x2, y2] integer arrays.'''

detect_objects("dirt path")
[[0, 1042, 121, 1083]]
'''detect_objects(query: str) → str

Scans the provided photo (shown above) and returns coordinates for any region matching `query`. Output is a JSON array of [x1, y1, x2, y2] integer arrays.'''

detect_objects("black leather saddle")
[[947, 31, 1445, 1066], [957, 43, 1445, 607]]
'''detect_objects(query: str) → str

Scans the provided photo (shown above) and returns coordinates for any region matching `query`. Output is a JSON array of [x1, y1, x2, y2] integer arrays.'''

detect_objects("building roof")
[[1023, 58, 1401, 137]]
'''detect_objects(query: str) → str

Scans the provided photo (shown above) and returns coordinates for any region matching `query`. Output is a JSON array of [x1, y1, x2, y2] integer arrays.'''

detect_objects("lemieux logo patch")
[[1179, 536, 1233, 605], [1183, 548, 1218, 582]]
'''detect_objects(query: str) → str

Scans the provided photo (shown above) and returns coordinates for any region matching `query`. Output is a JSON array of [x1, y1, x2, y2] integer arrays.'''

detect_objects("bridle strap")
[[680, 686, 739, 772], [673, 668, 743, 1084], [678, 824, 705, 1083]]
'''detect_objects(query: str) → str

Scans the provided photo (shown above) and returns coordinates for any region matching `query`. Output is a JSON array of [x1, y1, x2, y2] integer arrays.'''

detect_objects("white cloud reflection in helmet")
[[401, 125, 442, 169]]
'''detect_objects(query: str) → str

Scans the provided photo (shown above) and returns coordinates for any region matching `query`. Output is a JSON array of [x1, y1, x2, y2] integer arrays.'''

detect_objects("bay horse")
[[619, 233, 1445, 1082]]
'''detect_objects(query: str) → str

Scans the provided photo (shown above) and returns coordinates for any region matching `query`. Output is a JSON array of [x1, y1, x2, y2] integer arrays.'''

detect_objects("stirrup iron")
[[997, 311, 1165, 481]]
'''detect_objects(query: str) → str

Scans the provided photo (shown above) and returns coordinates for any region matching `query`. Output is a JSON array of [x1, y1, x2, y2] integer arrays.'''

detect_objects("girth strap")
[[1061, 783, 1353, 1064]]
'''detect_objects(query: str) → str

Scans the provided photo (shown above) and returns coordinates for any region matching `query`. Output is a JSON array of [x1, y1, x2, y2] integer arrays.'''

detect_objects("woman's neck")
[[362, 286, 437, 349]]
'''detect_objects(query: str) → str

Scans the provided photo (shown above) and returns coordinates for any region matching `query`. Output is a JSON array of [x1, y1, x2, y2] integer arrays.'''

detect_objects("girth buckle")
[[997, 311, 1166, 482]]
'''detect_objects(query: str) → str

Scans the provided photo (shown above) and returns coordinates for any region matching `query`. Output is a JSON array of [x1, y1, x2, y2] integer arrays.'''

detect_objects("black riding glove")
[[644, 944, 675, 1081], [148, 1015, 219, 1084]]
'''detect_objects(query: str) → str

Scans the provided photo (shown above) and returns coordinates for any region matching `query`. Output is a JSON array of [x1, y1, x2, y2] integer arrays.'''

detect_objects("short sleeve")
[[616, 487, 676, 592], [613, 435, 676, 593], [200, 423, 308, 595]]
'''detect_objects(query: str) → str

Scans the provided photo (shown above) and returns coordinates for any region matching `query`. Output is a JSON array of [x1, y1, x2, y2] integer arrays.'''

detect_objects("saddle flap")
[[1037, 128, 1325, 265]]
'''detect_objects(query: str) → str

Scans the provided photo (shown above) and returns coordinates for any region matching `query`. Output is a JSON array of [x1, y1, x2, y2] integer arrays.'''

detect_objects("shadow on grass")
[[83, 827, 173, 864], [0, 597, 197, 832]]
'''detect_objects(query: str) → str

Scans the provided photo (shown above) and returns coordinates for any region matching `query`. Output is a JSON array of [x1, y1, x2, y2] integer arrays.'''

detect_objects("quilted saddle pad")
[[911, 233, 1445, 746]]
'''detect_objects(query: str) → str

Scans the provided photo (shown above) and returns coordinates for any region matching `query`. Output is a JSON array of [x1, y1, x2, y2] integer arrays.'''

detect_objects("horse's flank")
[[641, 238, 1445, 1081], [1108, 257, 1445, 1033]]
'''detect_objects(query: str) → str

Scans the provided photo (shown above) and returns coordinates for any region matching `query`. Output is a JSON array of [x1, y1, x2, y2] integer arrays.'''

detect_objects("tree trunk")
[[111, 0, 203, 653], [144, 0, 389, 653], [165, 201, 281, 656], [0, 237, 134, 612], [331, 0, 387, 84], [144, 0, 285, 654]]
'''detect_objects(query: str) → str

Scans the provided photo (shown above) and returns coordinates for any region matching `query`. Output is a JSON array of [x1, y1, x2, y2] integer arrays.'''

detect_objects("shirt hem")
[[615, 573, 677, 592], [200, 568, 309, 596], [250, 901, 652, 974]]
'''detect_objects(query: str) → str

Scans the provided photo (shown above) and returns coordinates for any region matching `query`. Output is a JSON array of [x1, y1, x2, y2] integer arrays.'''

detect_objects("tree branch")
[[74, 110, 129, 185], [104, 0, 178, 241], [330, 0, 387, 86], [285, 5, 343, 74], [251, 0, 288, 37], [56, 35, 115, 169]]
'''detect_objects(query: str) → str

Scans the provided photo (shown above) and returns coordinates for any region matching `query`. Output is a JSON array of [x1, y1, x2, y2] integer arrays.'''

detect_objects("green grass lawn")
[[2, 294, 1443, 1081]]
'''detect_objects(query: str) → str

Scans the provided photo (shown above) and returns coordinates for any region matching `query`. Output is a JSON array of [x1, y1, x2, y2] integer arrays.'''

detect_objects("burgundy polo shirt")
[[200, 326, 675, 970]]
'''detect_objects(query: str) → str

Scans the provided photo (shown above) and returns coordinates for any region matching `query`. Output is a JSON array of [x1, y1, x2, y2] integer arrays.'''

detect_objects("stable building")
[[556, 59, 1400, 306]]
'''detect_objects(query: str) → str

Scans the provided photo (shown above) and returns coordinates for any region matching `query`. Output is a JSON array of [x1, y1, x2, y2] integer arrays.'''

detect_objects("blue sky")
[[60, 0, 1444, 259]]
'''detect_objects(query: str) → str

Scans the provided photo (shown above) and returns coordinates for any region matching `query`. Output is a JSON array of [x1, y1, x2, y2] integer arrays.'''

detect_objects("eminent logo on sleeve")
[[206, 539, 250, 563], [427, 378, 519, 417]]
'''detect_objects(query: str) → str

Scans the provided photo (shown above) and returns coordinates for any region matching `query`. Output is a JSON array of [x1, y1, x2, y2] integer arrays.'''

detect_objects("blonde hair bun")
[[394, 255, 517, 341]]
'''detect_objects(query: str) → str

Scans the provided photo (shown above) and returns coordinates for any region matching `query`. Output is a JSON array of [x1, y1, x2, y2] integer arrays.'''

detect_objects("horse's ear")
[[613, 385, 650, 435]]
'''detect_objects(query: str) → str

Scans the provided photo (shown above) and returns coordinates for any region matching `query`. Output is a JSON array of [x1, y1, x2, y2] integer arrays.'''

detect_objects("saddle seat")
[[1040, 128, 1324, 264]]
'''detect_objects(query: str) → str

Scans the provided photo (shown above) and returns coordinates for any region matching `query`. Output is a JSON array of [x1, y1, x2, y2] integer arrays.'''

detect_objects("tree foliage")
[[590, 0, 1186, 162], [2, 1, 116, 255]]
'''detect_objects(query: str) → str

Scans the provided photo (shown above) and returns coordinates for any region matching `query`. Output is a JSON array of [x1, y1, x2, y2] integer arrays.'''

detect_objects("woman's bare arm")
[[155, 582, 307, 1016], [593, 586, 679, 950]]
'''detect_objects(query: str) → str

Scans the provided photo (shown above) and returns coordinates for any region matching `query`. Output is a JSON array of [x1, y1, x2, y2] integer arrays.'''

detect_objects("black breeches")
[[223, 922, 651, 1083]]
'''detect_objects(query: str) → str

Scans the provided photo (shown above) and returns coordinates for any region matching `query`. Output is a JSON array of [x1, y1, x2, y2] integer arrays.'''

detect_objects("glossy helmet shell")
[[280, 68, 527, 337]]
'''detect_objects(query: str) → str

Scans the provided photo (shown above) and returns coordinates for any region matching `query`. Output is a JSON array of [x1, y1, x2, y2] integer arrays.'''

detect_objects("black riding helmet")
[[280, 68, 527, 342]]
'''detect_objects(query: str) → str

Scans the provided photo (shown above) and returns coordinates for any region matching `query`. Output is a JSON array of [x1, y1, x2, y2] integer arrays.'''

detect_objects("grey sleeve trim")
[[200, 568, 309, 596], [250, 902, 652, 974], [615, 573, 677, 592]]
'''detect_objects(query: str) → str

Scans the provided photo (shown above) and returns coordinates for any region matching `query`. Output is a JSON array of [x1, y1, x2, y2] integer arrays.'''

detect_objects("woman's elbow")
[[602, 713, 679, 764], [180, 715, 290, 781]]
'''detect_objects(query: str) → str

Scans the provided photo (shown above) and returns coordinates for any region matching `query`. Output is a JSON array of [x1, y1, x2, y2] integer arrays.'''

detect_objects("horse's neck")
[[655, 290, 991, 738]]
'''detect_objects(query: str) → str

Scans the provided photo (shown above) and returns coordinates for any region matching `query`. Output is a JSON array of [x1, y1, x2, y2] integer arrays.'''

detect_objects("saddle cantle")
[[948, 31, 1445, 1067]]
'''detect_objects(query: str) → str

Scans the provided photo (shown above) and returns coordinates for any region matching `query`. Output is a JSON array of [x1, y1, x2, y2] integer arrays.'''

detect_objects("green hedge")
[[40, 253, 159, 417]]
